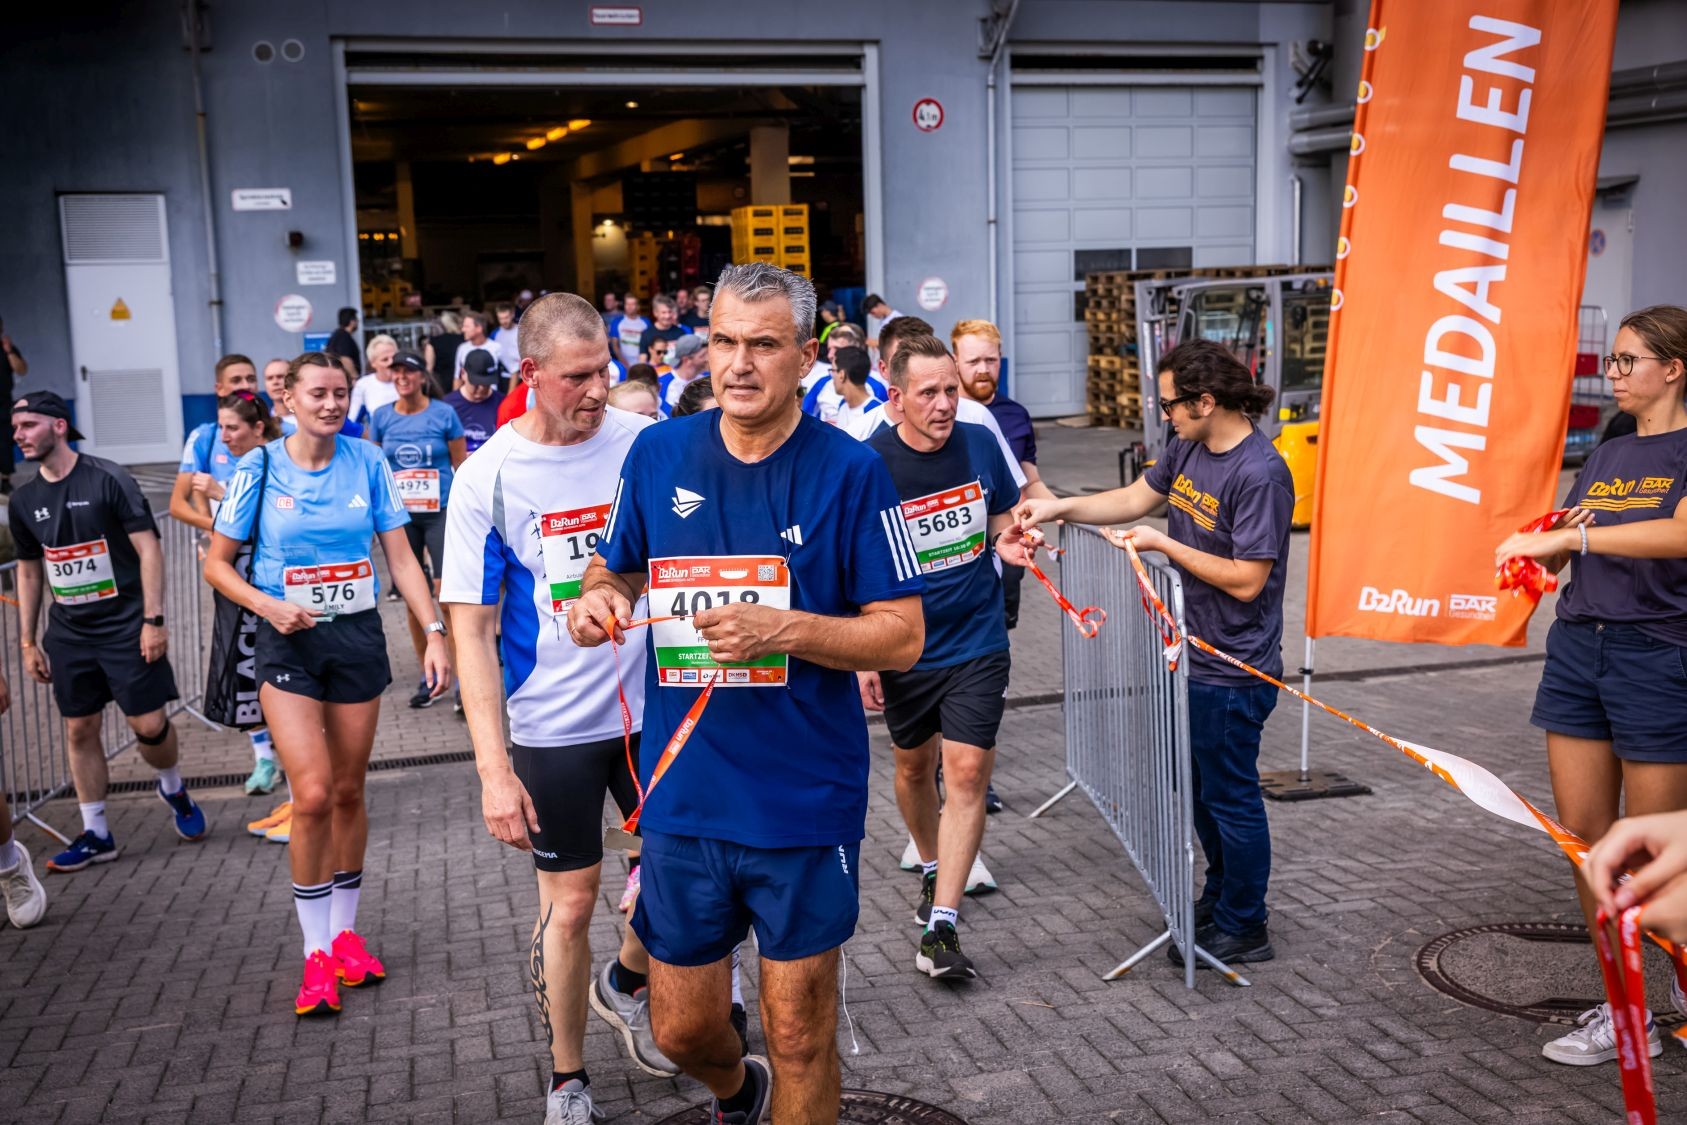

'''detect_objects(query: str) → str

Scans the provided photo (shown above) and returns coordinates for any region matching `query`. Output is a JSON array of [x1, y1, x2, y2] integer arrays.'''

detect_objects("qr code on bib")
[[758, 564, 776, 581]]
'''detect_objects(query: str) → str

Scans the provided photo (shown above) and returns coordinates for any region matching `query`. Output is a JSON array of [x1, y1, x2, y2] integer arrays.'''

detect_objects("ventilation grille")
[[60, 195, 166, 264], [87, 369, 167, 446]]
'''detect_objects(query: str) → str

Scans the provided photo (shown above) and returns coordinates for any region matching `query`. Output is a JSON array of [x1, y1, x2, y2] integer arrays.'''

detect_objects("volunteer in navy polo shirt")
[[568, 263, 924, 1122], [1012, 339, 1293, 968]]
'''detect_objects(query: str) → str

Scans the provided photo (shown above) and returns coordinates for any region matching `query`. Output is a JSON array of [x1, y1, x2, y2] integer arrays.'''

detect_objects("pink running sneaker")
[[618, 865, 641, 913], [332, 929, 387, 988], [295, 950, 341, 1017]]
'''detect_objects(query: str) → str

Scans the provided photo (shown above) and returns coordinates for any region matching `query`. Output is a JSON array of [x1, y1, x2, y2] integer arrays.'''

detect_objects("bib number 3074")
[[44, 539, 117, 604], [283, 559, 376, 618], [648, 555, 789, 686]]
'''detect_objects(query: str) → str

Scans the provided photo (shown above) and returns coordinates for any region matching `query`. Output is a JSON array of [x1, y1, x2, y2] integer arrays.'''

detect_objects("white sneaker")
[[900, 835, 921, 871], [965, 853, 998, 895], [544, 1079, 604, 1125], [1541, 1003, 1662, 1066], [0, 842, 47, 929]]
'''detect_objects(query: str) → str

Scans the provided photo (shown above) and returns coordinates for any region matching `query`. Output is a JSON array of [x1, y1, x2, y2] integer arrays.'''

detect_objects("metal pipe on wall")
[[982, 0, 1020, 331], [1290, 174, 1303, 265], [183, 1, 224, 360]]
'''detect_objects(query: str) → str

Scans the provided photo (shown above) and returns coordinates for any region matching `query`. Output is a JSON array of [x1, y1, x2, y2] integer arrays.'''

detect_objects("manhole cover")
[[1417, 921, 1686, 1027], [652, 1090, 967, 1124]]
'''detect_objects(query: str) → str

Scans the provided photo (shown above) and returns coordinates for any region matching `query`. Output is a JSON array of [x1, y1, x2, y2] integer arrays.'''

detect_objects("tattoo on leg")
[[531, 902, 554, 1053]]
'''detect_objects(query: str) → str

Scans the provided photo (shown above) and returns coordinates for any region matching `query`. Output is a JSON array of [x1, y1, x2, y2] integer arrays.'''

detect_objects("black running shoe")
[[917, 921, 977, 979], [408, 679, 437, 709], [1168, 922, 1274, 968], [984, 783, 1003, 814], [710, 1055, 771, 1124], [730, 1002, 749, 1058], [914, 870, 936, 926]]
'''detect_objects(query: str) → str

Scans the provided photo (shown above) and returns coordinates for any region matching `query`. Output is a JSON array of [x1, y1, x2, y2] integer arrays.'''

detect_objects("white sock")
[[250, 729, 276, 763], [0, 837, 17, 870], [330, 870, 362, 936], [156, 766, 183, 795], [80, 801, 109, 837], [928, 905, 959, 931], [730, 944, 744, 1007], [294, 881, 334, 956], [286, 775, 294, 803], [920, 859, 937, 877]]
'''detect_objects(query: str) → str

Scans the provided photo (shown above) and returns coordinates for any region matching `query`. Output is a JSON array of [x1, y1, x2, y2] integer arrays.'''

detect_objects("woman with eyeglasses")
[[1493, 305, 1687, 1067]]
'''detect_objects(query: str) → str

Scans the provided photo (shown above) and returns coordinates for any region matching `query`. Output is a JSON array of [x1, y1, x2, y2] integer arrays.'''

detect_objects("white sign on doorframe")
[[232, 188, 292, 212], [589, 6, 642, 25], [917, 277, 949, 311], [275, 293, 313, 333], [296, 260, 337, 286]]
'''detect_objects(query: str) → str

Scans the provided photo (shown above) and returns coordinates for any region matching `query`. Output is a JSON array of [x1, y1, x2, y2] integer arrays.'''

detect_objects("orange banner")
[[1306, 0, 1618, 646]]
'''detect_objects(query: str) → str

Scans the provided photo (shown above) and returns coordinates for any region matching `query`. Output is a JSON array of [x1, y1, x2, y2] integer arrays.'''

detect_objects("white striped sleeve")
[[878, 506, 919, 583]]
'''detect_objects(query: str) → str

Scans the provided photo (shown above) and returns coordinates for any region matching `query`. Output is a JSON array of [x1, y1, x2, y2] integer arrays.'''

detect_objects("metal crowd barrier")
[[1029, 525, 1247, 988], [0, 515, 216, 844]]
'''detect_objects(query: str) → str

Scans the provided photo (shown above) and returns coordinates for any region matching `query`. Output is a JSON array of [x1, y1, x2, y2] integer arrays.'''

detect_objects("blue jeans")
[[1187, 680, 1278, 934]]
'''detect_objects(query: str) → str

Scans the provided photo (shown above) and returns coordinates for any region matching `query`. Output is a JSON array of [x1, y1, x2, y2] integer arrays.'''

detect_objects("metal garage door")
[[1010, 85, 1258, 417]]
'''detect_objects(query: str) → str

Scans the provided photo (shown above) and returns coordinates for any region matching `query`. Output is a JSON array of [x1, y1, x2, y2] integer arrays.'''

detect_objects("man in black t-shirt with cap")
[[8, 392, 208, 873]]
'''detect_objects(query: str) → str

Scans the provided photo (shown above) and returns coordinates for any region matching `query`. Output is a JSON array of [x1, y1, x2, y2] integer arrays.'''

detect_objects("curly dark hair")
[[1158, 339, 1274, 418]]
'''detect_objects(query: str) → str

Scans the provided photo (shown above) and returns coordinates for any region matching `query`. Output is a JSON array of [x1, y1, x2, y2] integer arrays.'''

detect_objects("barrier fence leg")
[[25, 811, 73, 847], [1260, 636, 1372, 802], [1102, 929, 1173, 980], [1027, 780, 1077, 820], [177, 703, 222, 732], [1191, 941, 1253, 988]]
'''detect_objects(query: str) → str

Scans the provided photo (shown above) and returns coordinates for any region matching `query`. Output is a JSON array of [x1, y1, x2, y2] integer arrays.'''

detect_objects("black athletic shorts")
[[44, 628, 179, 719], [255, 609, 392, 704], [510, 733, 642, 873], [404, 511, 447, 583], [882, 649, 1011, 751]]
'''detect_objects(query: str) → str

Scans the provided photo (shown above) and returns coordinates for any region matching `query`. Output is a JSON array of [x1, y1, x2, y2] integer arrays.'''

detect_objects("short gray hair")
[[829, 323, 865, 348], [520, 292, 610, 368], [714, 262, 816, 346]]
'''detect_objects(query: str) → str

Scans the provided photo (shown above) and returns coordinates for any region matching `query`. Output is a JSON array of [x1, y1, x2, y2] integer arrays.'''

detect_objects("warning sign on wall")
[[110, 298, 132, 321]]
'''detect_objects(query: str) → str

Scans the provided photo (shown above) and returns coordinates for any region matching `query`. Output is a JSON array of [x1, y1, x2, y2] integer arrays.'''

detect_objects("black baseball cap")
[[12, 391, 85, 441], [392, 350, 428, 371], [463, 349, 503, 386]]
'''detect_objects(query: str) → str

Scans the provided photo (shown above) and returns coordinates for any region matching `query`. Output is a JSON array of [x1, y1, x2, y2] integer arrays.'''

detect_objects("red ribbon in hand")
[[1495, 509, 1570, 604]]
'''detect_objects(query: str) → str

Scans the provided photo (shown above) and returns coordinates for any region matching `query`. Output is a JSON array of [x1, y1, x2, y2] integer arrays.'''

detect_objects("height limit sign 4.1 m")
[[912, 98, 944, 133]]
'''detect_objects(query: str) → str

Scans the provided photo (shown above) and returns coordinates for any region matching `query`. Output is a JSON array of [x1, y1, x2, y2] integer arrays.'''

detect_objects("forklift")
[[1130, 271, 1333, 527]]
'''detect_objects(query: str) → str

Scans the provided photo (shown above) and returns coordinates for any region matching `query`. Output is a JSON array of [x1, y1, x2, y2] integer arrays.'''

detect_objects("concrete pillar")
[[396, 161, 418, 259], [749, 125, 790, 205]]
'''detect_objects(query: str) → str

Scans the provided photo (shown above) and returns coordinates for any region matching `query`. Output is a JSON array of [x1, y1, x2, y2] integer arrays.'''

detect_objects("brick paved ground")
[[1, 433, 1674, 1123]]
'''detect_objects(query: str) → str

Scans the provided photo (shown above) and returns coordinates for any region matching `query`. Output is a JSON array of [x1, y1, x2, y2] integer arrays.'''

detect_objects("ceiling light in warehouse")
[[568, 119, 592, 130], [788, 155, 814, 166], [492, 153, 512, 165], [526, 137, 546, 151], [624, 101, 638, 109], [546, 126, 568, 142]]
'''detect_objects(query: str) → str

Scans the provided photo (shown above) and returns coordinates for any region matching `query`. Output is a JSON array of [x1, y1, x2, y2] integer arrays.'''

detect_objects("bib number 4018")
[[669, 588, 760, 617]]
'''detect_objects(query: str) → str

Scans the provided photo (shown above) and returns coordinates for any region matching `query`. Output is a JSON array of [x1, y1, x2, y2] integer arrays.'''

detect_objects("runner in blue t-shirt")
[[204, 351, 452, 1022], [860, 334, 1026, 981], [569, 264, 924, 1124], [366, 350, 467, 709], [1014, 338, 1293, 973], [169, 353, 258, 532]]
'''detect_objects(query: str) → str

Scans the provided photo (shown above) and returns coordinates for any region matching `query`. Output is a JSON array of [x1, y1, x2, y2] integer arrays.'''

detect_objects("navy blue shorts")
[[631, 830, 860, 966], [1531, 620, 1687, 762]]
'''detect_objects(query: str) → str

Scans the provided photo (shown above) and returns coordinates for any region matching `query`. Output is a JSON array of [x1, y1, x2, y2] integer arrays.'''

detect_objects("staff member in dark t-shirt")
[[1012, 339, 1293, 968], [8, 391, 207, 874], [326, 307, 362, 382], [1494, 305, 1687, 1067]]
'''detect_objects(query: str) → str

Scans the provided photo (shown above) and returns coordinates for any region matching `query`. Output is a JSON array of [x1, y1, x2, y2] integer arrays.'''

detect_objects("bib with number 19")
[[900, 481, 986, 573], [648, 555, 790, 686], [540, 504, 610, 613]]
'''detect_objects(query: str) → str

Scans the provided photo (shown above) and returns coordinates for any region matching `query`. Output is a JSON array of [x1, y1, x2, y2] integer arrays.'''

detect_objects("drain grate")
[[652, 1091, 967, 1124]]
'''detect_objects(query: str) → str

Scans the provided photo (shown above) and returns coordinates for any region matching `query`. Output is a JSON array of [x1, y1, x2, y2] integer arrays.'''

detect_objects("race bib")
[[394, 468, 441, 513], [44, 539, 117, 605], [648, 555, 790, 686], [901, 481, 987, 573], [283, 559, 376, 618], [539, 504, 610, 613]]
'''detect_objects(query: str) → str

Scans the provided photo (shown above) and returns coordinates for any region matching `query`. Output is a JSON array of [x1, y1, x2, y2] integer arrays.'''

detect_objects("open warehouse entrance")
[[338, 45, 870, 334]]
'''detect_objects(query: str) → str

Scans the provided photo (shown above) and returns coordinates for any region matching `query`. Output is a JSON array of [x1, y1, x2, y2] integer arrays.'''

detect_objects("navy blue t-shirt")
[[1557, 428, 1687, 645], [1143, 428, 1294, 686], [867, 422, 1018, 668], [598, 411, 924, 848], [985, 394, 1037, 465]]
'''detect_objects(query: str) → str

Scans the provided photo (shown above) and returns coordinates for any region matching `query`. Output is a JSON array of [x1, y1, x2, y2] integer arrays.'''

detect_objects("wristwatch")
[[425, 620, 448, 637], [143, 615, 165, 627]]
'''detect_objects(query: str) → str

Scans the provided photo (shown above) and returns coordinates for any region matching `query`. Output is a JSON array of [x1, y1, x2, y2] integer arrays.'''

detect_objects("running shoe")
[[964, 854, 998, 896], [1542, 1003, 1662, 1066], [452, 693, 465, 718], [900, 835, 921, 872], [730, 1002, 750, 1058], [0, 843, 48, 928], [265, 816, 292, 844], [295, 949, 341, 1017], [46, 830, 119, 873], [332, 929, 387, 987], [408, 679, 438, 709], [248, 801, 291, 838], [985, 783, 1003, 814], [709, 1056, 771, 1125], [618, 865, 640, 913], [914, 870, 937, 926], [588, 961, 680, 1077], [244, 757, 282, 796], [917, 921, 977, 980], [545, 1078, 604, 1125], [158, 783, 208, 841]]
